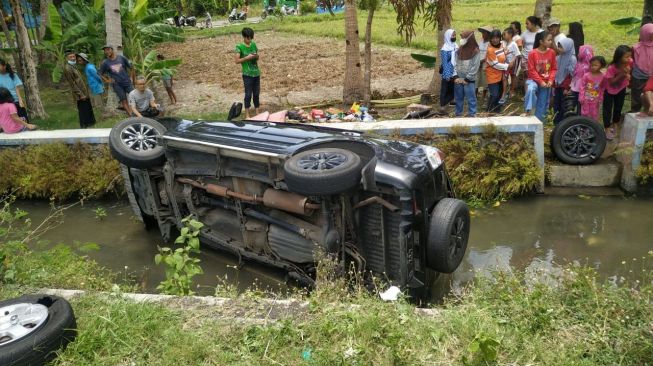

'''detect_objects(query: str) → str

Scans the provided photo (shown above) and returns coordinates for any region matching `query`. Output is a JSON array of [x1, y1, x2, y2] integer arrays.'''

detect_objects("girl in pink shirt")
[[601, 45, 632, 140], [579, 56, 606, 121], [0, 87, 36, 134]]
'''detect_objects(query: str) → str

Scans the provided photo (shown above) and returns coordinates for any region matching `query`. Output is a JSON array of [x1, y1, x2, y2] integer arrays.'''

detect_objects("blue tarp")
[[3, 0, 41, 29], [316, 4, 345, 14]]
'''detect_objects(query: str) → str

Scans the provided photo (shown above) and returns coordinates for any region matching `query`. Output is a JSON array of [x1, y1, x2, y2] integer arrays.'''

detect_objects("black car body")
[[110, 117, 470, 297]]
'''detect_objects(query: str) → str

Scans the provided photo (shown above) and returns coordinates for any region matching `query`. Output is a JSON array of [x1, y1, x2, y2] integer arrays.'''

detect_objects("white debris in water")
[[379, 286, 401, 301]]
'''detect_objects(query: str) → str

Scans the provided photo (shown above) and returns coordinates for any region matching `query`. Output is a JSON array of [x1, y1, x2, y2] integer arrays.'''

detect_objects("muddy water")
[[18, 195, 653, 294]]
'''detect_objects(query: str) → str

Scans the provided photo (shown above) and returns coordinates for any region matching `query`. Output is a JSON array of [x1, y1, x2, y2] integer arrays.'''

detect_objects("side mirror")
[[227, 101, 243, 121]]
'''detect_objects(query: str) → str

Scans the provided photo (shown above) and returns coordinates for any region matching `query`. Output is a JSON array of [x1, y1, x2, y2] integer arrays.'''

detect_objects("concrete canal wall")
[[617, 114, 653, 193]]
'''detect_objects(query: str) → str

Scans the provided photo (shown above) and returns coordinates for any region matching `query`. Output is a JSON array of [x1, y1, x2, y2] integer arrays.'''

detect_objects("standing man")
[[76, 52, 104, 110], [99, 45, 134, 116], [63, 50, 95, 128]]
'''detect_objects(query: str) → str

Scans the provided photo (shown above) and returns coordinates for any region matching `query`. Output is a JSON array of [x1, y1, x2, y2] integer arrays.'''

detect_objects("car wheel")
[[284, 148, 362, 196], [426, 198, 470, 273], [109, 117, 167, 169], [0, 295, 76, 366], [551, 116, 606, 165]]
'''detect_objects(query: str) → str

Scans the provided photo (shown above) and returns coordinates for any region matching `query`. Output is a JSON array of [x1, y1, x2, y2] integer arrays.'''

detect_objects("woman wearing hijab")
[[453, 30, 481, 117], [630, 23, 653, 112], [568, 22, 584, 57], [552, 37, 577, 124], [439, 29, 458, 114]]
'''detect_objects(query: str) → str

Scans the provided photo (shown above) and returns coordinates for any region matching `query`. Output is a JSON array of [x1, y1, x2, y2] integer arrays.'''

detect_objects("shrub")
[[0, 143, 123, 200]]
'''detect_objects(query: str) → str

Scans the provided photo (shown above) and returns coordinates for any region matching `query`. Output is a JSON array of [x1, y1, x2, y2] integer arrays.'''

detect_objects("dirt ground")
[[155, 31, 433, 116]]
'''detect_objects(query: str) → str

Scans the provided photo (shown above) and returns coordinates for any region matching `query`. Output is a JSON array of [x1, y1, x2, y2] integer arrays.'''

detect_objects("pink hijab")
[[572, 45, 594, 91], [634, 24, 653, 75]]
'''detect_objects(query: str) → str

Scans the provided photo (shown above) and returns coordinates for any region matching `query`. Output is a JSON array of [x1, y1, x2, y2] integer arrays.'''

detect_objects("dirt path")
[[156, 31, 434, 116]]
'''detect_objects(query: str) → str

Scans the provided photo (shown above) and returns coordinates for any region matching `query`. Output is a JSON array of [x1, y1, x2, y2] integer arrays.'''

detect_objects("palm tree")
[[360, 0, 381, 105], [8, 0, 47, 119], [343, 0, 364, 105], [104, 0, 122, 116]]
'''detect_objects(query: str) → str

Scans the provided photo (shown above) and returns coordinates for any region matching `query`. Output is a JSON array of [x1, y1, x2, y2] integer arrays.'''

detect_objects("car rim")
[[561, 124, 597, 159], [449, 215, 466, 260], [120, 123, 160, 151], [297, 152, 347, 170], [0, 303, 49, 345]]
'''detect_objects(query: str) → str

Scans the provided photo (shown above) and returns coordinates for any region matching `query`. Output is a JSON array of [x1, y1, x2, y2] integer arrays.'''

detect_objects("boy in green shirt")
[[234, 27, 261, 119]]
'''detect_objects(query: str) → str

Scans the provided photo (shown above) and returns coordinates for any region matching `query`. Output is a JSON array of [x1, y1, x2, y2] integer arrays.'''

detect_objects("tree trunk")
[[534, 0, 552, 24], [644, 0, 653, 19], [0, 8, 21, 73], [363, 7, 374, 106], [38, 0, 49, 41], [9, 0, 47, 119], [104, 0, 122, 116], [343, 0, 364, 105], [428, 0, 452, 94]]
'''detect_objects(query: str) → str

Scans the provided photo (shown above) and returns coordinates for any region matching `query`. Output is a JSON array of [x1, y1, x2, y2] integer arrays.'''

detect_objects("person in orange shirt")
[[485, 30, 509, 113]]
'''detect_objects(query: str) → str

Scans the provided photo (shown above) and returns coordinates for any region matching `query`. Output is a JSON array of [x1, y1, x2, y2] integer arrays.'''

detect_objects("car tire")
[[426, 198, 470, 273], [284, 148, 362, 196], [551, 116, 606, 165], [0, 294, 76, 366], [109, 117, 167, 169]]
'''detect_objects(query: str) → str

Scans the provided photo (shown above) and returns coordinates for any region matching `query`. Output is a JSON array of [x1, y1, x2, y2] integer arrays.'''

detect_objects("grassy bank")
[[1, 201, 652, 365], [189, 0, 643, 56]]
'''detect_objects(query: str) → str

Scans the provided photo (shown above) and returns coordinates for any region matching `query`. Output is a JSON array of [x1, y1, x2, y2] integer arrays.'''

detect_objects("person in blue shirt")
[[76, 52, 104, 109], [0, 59, 28, 122]]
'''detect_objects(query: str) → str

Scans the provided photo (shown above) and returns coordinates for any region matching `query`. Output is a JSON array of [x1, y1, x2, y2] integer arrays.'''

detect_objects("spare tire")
[[284, 148, 362, 196], [551, 116, 606, 165], [109, 117, 167, 169], [0, 294, 76, 366], [426, 198, 470, 273]]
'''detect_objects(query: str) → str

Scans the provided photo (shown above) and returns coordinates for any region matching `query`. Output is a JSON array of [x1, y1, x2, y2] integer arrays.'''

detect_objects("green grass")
[[33, 88, 121, 130], [187, 0, 644, 56]]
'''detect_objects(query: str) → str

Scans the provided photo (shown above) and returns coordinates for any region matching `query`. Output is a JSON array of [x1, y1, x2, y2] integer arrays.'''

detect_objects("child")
[[0, 87, 36, 133], [524, 31, 557, 122], [637, 75, 653, 117], [499, 28, 521, 104], [157, 54, 177, 105], [579, 56, 606, 121], [571, 45, 594, 115], [453, 30, 481, 117], [630, 24, 653, 113], [486, 29, 508, 113], [601, 45, 632, 140], [234, 27, 261, 119], [552, 37, 576, 124]]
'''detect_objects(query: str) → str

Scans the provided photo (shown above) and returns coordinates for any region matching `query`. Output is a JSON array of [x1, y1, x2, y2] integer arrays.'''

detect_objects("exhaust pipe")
[[176, 178, 320, 215]]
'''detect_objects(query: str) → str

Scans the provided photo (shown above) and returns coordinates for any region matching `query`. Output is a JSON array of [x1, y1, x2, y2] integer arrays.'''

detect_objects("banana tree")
[[59, 1, 106, 65], [121, 0, 184, 65], [134, 50, 181, 83], [35, 3, 65, 82], [611, 17, 644, 35]]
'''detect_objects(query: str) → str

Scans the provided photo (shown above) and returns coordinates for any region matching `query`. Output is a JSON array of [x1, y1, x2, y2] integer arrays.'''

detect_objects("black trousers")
[[439, 78, 455, 107], [487, 82, 503, 113], [242, 75, 260, 109], [630, 77, 648, 112], [602, 88, 626, 129], [77, 98, 96, 128]]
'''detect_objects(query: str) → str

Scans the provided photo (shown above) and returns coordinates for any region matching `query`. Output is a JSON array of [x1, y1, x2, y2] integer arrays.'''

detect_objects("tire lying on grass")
[[109, 117, 167, 169], [284, 148, 362, 196], [426, 198, 470, 273], [0, 294, 76, 366], [551, 116, 606, 165]]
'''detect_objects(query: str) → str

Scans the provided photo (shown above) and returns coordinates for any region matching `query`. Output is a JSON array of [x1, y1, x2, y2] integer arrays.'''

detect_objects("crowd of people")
[[439, 16, 653, 140]]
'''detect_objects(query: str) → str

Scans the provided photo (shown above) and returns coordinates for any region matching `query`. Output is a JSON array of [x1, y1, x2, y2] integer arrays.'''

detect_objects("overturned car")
[[109, 117, 470, 298]]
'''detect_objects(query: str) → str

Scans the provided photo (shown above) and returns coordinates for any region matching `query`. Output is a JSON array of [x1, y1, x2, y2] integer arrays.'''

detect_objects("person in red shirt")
[[601, 45, 632, 139], [523, 31, 557, 122], [638, 75, 653, 117]]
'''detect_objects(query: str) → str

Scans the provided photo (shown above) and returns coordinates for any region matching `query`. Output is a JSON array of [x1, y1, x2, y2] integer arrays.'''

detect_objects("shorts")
[[163, 78, 173, 89], [134, 106, 164, 118], [644, 77, 653, 93], [112, 82, 134, 102]]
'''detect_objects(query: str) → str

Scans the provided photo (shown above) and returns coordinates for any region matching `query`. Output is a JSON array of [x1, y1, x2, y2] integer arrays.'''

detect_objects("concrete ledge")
[[548, 160, 622, 187], [617, 113, 653, 192], [317, 116, 545, 190], [0, 128, 111, 145]]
